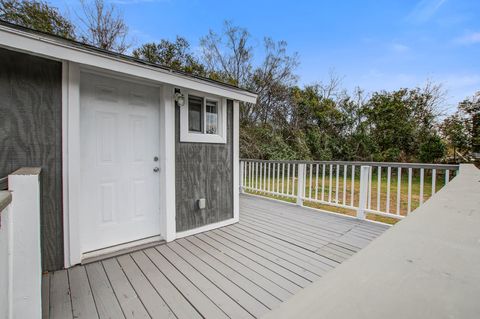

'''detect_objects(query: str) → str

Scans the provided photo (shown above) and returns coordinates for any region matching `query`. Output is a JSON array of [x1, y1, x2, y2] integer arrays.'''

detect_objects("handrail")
[[240, 159, 459, 170], [0, 176, 7, 191], [240, 159, 459, 222], [0, 190, 12, 213]]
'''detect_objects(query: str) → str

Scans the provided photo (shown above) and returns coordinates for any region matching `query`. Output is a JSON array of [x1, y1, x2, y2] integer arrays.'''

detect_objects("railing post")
[[239, 161, 245, 194], [8, 168, 42, 319], [357, 165, 370, 219], [297, 163, 305, 206]]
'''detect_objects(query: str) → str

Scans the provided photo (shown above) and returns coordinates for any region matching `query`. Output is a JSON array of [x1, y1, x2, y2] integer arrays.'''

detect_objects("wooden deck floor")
[[42, 195, 390, 319]]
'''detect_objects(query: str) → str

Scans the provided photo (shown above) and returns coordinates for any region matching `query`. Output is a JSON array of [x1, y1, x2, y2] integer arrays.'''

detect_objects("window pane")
[[206, 100, 218, 134], [188, 95, 203, 132]]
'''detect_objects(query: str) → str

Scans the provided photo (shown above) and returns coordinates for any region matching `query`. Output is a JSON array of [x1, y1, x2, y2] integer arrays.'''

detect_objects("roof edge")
[[0, 21, 258, 103]]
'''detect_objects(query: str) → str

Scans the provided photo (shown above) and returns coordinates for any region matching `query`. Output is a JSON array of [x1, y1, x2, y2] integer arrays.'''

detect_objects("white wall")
[[8, 168, 42, 319], [0, 192, 13, 319]]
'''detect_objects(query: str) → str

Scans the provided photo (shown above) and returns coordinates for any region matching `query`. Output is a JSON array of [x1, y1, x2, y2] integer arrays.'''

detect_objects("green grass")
[[243, 169, 453, 225]]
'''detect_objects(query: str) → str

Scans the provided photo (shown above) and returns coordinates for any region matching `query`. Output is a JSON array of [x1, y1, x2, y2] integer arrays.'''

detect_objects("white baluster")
[[351, 165, 355, 206], [396, 167, 402, 215], [309, 164, 313, 199], [328, 164, 333, 203], [419, 168, 424, 205], [407, 167, 412, 214], [386, 166, 391, 213], [377, 166, 381, 211]]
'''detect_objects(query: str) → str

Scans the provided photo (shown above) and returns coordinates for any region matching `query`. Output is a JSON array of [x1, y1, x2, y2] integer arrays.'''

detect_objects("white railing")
[[240, 160, 459, 220]]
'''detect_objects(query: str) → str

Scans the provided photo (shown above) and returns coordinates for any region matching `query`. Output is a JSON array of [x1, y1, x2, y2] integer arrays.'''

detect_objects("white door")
[[79, 72, 161, 253]]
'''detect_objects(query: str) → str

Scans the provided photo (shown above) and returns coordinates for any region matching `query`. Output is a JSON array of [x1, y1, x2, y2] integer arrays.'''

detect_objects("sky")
[[51, 0, 480, 112]]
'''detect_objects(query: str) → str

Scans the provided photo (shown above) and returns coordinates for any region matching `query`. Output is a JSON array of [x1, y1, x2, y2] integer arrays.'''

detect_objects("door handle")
[[153, 167, 160, 173]]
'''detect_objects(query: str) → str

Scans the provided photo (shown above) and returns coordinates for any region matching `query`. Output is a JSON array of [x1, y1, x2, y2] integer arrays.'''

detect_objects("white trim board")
[[233, 101, 240, 223], [81, 236, 163, 264], [0, 25, 257, 104], [179, 90, 228, 144], [175, 217, 239, 239]]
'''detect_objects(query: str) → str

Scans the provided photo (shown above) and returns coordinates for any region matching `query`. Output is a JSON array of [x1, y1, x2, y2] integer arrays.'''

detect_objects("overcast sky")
[[52, 0, 480, 111]]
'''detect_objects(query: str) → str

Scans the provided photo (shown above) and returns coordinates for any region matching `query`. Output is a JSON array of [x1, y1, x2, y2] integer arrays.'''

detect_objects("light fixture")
[[175, 91, 185, 107]]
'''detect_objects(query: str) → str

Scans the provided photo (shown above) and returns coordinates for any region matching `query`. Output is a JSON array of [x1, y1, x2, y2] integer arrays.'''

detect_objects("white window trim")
[[180, 89, 227, 144]]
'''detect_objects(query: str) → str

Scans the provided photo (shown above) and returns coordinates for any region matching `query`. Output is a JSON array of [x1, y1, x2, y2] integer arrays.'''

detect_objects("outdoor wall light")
[[175, 91, 185, 107]]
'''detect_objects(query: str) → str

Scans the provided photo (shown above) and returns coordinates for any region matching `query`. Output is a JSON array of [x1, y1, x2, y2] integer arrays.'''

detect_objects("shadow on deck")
[[42, 194, 389, 319]]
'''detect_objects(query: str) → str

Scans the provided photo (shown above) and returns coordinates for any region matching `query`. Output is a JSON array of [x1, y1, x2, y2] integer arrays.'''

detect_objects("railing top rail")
[[240, 159, 459, 170], [0, 176, 8, 191], [0, 190, 12, 212]]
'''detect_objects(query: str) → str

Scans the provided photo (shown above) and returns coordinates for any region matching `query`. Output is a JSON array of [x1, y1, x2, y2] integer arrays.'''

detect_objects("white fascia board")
[[0, 25, 258, 104]]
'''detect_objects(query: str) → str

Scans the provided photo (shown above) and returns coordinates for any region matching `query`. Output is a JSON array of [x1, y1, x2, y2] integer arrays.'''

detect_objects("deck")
[[42, 195, 389, 319]]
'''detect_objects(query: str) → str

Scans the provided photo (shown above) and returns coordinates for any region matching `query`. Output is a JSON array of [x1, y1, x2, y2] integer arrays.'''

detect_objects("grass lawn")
[[243, 168, 454, 225]]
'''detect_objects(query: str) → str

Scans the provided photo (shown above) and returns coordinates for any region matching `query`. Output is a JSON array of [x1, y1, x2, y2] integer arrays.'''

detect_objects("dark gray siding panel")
[[175, 100, 233, 232], [0, 47, 63, 271]]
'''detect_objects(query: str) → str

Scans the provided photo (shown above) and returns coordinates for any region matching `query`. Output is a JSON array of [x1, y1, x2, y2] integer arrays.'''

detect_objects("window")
[[180, 90, 227, 143], [188, 95, 203, 132], [205, 100, 218, 134]]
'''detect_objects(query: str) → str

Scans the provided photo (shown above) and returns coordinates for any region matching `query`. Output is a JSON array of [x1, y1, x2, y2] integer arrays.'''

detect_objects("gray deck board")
[[42, 195, 388, 319], [214, 229, 321, 281], [42, 273, 50, 319], [195, 233, 302, 294], [130, 250, 202, 319], [68, 266, 99, 319], [241, 209, 342, 243], [240, 215, 328, 250], [185, 236, 292, 301], [144, 247, 228, 319], [102, 258, 150, 319], [157, 244, 254, 319], [232, 223, 337, 268], [239, 217, 330, 256], [85, 262, 125, 319], [116, 254, 175, 319], [177, 238, 282, 310], [167, 241, 269, 318], [206, 231, 311, 287], [226, 225, 332, 274], [49, 270, 73, 319], [240, 203, 349, 236]]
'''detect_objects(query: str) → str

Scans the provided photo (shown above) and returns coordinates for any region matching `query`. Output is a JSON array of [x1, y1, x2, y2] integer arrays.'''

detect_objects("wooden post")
[[357, 165, 370, 219], [297, 163, 305, 206]]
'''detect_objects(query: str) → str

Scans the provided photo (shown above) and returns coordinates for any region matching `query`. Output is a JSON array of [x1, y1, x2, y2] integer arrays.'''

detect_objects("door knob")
[[153, 167, 160, 173]]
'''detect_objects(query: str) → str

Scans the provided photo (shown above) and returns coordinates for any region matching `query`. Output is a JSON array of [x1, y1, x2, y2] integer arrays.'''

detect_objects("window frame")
[[179, 89, 227, 144]]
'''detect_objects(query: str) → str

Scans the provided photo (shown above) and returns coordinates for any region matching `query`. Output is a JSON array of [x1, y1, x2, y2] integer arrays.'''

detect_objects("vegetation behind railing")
[[240, 159, 459, 224]]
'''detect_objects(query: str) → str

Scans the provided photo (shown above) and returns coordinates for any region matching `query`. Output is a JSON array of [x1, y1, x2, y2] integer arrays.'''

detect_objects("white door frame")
[[62, 61, 176, 267]]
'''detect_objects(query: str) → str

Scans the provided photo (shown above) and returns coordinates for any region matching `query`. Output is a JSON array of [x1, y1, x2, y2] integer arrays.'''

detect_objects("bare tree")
[[250, 37, 299, 125], [200, 21, 299, 126], [200, 21, 253, 87], [78, 0, 130, 53]]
